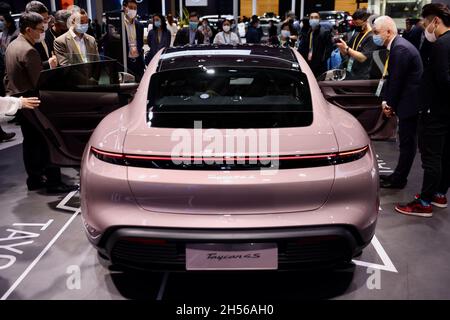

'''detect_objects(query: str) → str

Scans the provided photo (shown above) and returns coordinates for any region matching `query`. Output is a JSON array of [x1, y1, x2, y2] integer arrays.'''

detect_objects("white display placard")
[[186, 0, 208, 6]]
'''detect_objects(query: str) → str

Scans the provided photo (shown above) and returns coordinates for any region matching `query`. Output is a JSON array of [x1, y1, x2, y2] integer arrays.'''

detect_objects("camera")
[[332, 34, 344, 44]]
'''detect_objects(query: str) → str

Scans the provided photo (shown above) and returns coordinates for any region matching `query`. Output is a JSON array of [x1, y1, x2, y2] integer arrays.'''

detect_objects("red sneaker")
[[395, 199, 433, 218], [431, 194, 448, 208]]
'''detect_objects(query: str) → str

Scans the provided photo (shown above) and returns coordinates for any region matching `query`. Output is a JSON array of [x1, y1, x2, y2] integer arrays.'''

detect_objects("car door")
[[23, 58, 138, 167], [318, 48, 395, 140]]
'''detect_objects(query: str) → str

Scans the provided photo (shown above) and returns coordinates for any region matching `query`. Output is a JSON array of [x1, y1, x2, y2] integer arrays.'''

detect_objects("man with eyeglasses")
[[25, 1, 57, 70]]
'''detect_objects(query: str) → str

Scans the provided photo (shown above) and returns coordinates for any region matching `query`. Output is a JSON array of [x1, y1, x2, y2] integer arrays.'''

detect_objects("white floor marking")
[[1, 192, 80, 300], [157, 272, 170, 301], [352, 235, 398, 273], [56, 190, 80, 212]]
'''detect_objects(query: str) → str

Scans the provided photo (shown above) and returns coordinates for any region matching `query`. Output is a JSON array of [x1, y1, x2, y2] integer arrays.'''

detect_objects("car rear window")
[[146, 67, 313, 129]]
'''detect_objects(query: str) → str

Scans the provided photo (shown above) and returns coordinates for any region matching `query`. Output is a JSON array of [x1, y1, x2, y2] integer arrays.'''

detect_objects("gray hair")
[[54, 9, 71, 24], [374, 15, 398, 35]]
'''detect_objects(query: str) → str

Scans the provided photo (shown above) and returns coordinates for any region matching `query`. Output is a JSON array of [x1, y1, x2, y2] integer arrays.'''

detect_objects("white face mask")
[[424, 20, 437, 43], [223, 25, 230, 32], [43, 22, 49, 31], [127, 9, 137, 19], [35, 32, 46, 43]]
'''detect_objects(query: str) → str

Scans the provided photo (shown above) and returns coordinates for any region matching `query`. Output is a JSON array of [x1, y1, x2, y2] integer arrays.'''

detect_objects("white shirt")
[[0, 97, 22, 116], [213, 31, 240, 45], [387, 35, 396, 51], [167, 22, 178, 47], [70, 28, 88, 62]]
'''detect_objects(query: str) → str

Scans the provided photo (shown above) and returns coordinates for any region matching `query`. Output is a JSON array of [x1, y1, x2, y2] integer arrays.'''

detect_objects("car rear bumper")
[[94, 224, 375, 272]]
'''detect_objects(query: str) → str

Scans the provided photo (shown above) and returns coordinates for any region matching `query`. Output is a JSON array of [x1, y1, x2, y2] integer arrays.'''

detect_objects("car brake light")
[[90, 146, 368, 170]]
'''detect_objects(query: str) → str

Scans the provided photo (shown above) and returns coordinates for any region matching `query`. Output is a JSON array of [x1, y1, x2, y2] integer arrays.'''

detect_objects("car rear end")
[[80, 46, 378, 272]]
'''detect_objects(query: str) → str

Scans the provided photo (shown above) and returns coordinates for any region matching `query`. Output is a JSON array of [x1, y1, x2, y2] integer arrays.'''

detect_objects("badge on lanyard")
[[346, 58, 354, 72], [308, 49, 313, 61], [375, 79, 385, 97]]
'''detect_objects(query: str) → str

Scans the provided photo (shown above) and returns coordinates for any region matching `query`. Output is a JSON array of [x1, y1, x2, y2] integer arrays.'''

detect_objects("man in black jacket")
[[372, 16, 423, 189], [301, 12, 332, 77], [174, 12, 204, 46], [396, 3, 450, 217], [25, 1, 57, 70]]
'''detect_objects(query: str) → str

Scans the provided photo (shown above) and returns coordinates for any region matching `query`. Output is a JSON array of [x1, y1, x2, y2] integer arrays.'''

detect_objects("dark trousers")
[[127, 56, 144, 82], [19, 112, 61, 186], [418, 112, 450, 202], [391, 115, 418, 183]]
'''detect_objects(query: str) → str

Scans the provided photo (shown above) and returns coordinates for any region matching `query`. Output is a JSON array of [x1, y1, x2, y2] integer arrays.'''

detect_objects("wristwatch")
[[345, 46, 350, 53]]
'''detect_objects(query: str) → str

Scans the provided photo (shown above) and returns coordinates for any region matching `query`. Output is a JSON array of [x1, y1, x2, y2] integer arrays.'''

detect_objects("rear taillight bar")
[[90, 145, 369, 170]]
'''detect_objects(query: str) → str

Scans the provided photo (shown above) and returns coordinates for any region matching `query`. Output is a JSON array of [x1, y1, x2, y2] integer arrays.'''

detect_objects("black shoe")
[[380, 179, 406, 189], [0, 132, 16, 142], [27, 177, 47, 191], [46, 182, 79, 194], [379, 174, 392, 182]]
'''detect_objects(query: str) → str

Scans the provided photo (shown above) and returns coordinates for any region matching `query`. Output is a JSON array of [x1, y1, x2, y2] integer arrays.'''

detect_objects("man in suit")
[[174, 11, 204, 46], [301, 12, 333, 77], [54, 9, 99, 66], [4, 12, 77, 193], [373, 16, 424, 189], [122, 0, 144, 81], [25, 1, 57, 70]]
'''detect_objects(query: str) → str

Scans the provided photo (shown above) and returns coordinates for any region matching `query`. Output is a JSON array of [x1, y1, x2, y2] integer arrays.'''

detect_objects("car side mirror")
[[317, 69, 346, 81], [119, 72, 136, 84]]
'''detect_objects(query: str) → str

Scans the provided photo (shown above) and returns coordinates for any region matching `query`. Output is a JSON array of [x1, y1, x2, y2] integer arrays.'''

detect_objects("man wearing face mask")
[[25, 1, 57, 70], [54, 9, 99, 66], [371, 16, 423, 190], [396, 3, 450, 217], [301, 12, 332, 76], [336, 9, 380, 80], [4, 12, 78, 193], [174, 12, 204, 46], [122, 0, 144, 81]]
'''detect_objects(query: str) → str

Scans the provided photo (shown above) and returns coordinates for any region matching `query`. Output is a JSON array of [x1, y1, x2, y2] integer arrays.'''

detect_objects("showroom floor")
[[1, 118, 450, 300]]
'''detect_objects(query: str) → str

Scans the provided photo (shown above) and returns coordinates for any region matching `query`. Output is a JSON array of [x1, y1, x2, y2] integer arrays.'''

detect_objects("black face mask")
[[354, 26, 363, 32]]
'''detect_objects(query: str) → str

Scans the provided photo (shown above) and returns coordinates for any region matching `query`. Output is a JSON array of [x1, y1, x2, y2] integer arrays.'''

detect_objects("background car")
[[319, 10, 352, 33]]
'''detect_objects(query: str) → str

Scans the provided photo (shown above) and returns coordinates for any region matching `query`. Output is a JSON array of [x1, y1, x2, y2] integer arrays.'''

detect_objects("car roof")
[[158, 44, 300, 72]]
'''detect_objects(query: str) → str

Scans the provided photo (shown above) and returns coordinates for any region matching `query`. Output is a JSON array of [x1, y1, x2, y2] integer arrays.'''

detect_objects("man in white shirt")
[[54, 9, 99, 66]]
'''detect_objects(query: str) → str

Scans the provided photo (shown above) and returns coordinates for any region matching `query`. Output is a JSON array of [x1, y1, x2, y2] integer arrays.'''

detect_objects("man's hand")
[[336, 39, 348, 55], [20, 97, 41, 109], [382, 104, 395, 118], [49, 54, 58, 69]]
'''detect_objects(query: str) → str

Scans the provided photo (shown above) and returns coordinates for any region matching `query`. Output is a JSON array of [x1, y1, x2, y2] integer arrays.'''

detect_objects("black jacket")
[[173, 27, 204, 46], [34, 42, 51, 70], [301, 26, 332, 77], [419, 30, 450, 115], [383, 36, 423, 119]]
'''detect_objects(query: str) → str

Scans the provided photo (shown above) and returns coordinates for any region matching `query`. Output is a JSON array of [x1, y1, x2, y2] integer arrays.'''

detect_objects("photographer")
[[336, 9, 381, 79]]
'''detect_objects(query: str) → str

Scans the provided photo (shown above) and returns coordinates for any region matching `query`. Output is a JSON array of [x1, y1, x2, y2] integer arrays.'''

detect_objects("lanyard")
[[222, 32, 230, 44], [382, 55, 390, 79], [352, 30, 370, 51], [309, 31, 313, 50]]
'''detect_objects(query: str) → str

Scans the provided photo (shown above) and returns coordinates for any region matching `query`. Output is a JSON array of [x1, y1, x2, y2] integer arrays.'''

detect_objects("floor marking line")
[[352, 235, 398, 273], [1, 193, 80, 300], [156, 272, 170, 301], [56, 190, 79, 212]]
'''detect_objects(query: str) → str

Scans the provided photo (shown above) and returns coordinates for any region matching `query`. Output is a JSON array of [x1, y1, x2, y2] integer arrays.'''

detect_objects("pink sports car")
[[31, 45, 380, 271]]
